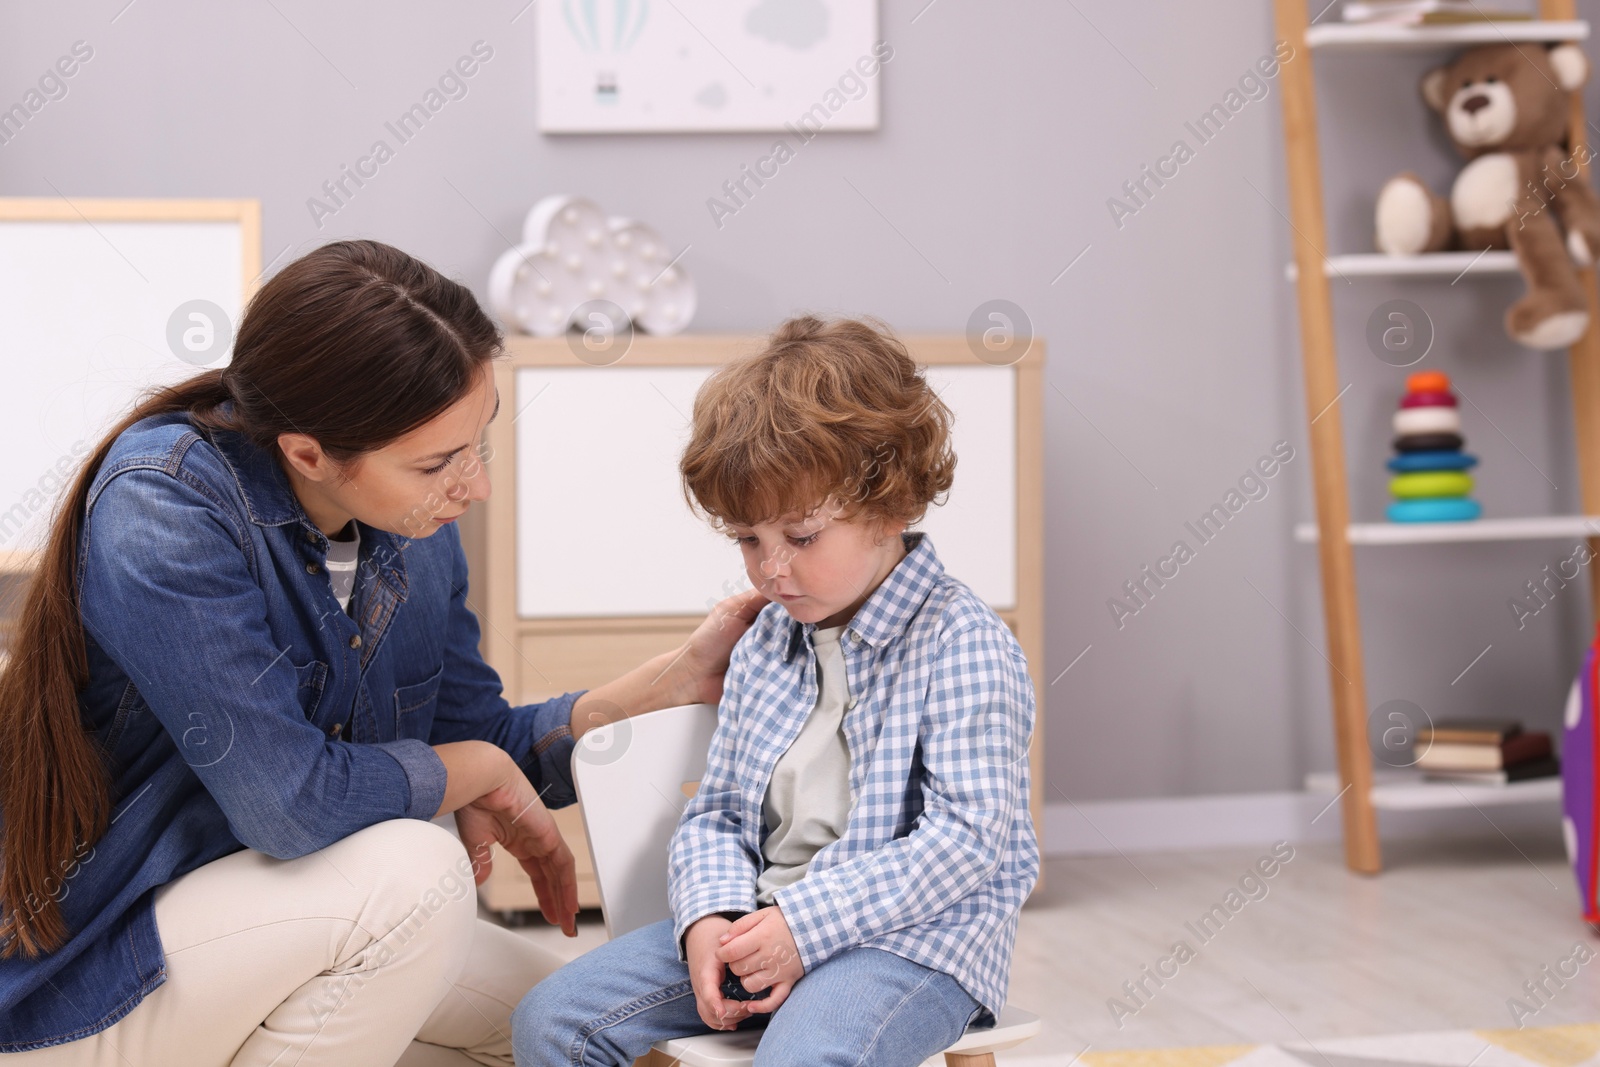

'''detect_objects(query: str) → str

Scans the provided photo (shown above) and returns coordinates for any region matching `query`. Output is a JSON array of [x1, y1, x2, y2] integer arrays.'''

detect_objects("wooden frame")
[[0, 196, 261, 291], [1272, 0, 1600, 872], [0, 196, 261, 580], [470, 333, 1046, 911]]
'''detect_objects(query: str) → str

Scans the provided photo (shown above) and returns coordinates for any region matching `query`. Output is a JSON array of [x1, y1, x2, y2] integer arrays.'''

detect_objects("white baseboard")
[[1042, 788, 1561, 856]]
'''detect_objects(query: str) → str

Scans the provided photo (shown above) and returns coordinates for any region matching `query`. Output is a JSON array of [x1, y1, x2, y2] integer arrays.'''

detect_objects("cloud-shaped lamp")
[[488, 195, 696, 337]]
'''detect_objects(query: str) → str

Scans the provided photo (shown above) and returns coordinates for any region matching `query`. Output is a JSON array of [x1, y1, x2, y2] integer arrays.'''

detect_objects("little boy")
[[512, 315, 1039, 1067]]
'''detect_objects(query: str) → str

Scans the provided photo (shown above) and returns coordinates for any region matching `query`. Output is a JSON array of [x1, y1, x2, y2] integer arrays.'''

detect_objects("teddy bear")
[[1374, 42, 1600, 350]]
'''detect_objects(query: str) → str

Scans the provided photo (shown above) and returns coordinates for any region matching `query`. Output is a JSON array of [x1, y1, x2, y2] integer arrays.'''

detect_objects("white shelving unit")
[[1294, 515, 1600, 545], [1305, 769, 1562, 810], [1275, 1, 1600, 872], [1286, 250, 1531, 281], [1305, 19, 1587, 49]]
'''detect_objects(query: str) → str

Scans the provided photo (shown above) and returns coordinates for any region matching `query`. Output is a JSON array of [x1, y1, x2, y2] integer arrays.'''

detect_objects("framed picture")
[[536, 0, 883, 133]]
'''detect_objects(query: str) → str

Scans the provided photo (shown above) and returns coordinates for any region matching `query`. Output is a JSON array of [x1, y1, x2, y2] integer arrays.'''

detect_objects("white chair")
[[571, 703, 1040, 1067]]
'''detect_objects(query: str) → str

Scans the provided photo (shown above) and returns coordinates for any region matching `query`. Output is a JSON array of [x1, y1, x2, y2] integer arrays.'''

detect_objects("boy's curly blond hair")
[[680, 315, 956, 534]]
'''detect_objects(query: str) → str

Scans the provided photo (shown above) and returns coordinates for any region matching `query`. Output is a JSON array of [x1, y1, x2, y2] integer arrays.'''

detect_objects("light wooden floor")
[[502, 826, 1599, 1060]]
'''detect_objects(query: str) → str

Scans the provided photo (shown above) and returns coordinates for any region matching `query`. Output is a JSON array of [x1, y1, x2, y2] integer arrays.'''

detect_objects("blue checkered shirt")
[[667, 531, 1039, 1021]]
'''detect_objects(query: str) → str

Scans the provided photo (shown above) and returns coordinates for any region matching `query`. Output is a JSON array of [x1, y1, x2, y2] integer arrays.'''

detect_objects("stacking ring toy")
[[1387, 497, 1483, 522], [1390, 470, 1473, 498], [1406, 370, 1452, 394], [1394, 432, 1464, 453], [1393, 406, 1462, 436], [1400, 390, 1458, 409], [1387, 450, 1478, 472]]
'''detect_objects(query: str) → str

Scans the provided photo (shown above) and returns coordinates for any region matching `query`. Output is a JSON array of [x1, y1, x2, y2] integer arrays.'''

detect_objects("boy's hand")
[[685, 915, 753, 1031], [714, 906, 805, 1013]]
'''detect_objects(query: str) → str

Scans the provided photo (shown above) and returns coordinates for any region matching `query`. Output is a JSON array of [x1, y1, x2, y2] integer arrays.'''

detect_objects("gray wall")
[[6, 0, 1596, 803]]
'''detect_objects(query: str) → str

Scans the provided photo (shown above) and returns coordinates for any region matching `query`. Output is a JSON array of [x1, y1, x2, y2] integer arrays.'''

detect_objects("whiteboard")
[[0, 205, 252, 554], [513, 363, 1016, 617]]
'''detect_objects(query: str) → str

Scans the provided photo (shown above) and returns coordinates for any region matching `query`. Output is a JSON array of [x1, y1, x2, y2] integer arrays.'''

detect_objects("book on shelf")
[[1342, 0, 1534, 22], [1421, 755, 1560, 785], [1417, 719, 1520, 746], [1406, 12, 1534, 22], [1416, 730, 1551, 771]]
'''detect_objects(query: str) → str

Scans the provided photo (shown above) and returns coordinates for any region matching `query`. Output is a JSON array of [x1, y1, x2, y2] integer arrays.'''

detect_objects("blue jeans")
[[511, 918, 983, 1066]]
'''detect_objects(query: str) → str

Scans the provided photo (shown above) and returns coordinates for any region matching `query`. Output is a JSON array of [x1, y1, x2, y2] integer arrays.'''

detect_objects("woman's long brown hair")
[[0, 239, 502, 958]]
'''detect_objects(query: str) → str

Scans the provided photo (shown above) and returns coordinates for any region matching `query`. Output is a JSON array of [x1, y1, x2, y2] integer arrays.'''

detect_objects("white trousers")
[[9, 819, 565, 1067]]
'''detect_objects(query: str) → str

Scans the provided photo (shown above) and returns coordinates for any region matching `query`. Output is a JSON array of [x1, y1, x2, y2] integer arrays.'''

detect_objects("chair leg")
[[945, 1054, 997, 1067]]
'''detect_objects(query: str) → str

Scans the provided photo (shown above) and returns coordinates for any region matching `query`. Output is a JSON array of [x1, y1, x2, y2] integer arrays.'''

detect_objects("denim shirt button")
[[348, 634, 362, 649], [305, 562, 320, 575], [329, 722, 342, 737]]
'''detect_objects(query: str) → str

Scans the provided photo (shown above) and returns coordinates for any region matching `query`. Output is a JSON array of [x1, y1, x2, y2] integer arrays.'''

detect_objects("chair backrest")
[[572, 702, 720, 939]]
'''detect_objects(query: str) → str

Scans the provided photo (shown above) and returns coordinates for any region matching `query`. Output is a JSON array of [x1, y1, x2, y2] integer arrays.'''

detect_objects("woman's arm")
[[479, 587, 768, 926], [432, 739, 579, 936], [425, 536, 767, 935], [432, 739, 520, 816], [568, 587, 768, 741], [431, 528, 765, 798], [79, 470, 449, 859]]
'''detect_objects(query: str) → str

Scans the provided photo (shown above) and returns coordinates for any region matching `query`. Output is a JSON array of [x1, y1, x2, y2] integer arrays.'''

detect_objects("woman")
[[0, 239, 764, 1065]]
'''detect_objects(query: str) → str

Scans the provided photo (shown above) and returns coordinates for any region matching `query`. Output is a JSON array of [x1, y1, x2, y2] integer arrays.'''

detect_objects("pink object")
[[1400, 390, 1458, 409]]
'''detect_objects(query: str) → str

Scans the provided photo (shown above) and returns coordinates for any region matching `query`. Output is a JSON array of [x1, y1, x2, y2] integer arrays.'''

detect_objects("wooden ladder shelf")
[[1272, 0, 1600, 872]]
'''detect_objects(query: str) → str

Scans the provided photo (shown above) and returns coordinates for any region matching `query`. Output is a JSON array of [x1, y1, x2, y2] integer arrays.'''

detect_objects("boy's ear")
[[875, 517, 910, 544]]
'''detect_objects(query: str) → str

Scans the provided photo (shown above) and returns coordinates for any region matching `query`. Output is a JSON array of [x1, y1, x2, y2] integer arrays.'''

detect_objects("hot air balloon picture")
[[560, 0, 650, 107], [536, 0, 880, 132]]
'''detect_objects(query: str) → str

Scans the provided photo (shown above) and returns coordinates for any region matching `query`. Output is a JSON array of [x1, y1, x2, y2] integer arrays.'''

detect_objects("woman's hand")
[[437, 741, 579, 937], [675, 588, 768, 706], [567, 587, 768, 742]]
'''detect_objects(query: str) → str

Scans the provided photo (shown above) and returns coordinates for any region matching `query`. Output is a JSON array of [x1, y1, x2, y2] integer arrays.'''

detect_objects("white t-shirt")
[[324, 520, 361, 614], [755, 623, 855, 907]]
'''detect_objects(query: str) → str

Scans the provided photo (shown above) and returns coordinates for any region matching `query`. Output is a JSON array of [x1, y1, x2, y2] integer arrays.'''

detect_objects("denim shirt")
[[668, 532, 1039, 1022], [0, 403, 585, 1052]]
